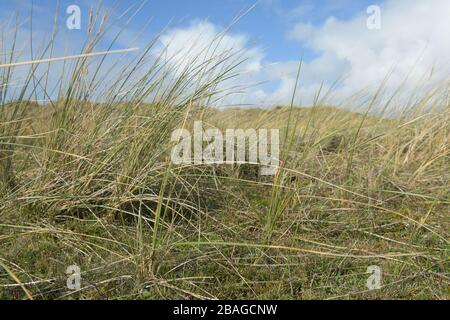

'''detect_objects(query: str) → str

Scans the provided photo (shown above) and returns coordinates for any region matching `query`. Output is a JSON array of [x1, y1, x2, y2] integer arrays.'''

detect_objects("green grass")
[[0, 6, 449, 300]]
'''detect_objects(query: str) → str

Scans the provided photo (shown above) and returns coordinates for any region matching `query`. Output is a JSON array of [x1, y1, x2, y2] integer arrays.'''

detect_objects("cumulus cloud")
[[274, 0, 450, 109], [153, 20, 266, 107], [154, 0, 450, 110]]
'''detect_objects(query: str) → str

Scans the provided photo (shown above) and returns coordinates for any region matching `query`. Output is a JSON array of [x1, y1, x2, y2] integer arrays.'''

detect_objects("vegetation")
[[0, 7, 448, 300]]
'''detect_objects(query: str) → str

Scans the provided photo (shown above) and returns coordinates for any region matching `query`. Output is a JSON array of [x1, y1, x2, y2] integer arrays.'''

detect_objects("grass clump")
[[0, 6, 449, 300]]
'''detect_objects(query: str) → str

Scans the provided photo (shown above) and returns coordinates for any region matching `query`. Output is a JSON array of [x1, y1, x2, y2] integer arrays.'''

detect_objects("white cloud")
[[154, 0, 450, 111], [153, 20, 265, 107], [275, 0, 450, 109]]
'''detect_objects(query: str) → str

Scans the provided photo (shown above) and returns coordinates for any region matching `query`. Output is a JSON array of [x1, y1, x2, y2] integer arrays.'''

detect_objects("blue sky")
[[2, 0, 449, 109], [2, 0, 376, 63]]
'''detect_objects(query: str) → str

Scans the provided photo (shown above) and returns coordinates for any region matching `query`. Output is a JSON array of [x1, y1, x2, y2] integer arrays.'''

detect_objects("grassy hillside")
[[1, 101, 448, 299], [0, 10, 448, 299]]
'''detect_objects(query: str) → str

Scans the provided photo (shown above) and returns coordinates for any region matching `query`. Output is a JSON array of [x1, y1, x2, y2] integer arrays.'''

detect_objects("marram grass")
[[0, 6, 449, 300]]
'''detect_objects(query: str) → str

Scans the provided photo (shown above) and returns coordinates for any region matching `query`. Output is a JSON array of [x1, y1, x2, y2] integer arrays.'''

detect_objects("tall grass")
[[0, 4, 449, 300]]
